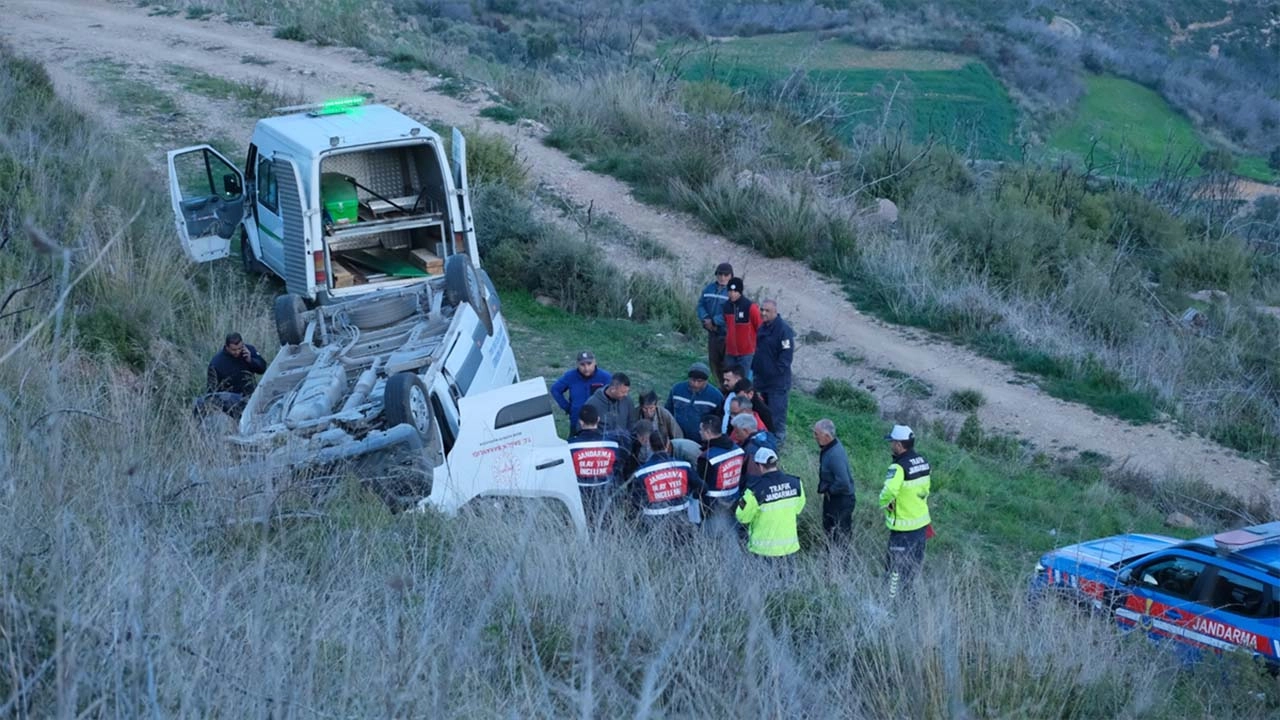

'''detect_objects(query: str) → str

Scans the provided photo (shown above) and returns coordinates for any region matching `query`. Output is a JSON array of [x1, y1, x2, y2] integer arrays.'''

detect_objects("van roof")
[[255, 104, 438, 155]]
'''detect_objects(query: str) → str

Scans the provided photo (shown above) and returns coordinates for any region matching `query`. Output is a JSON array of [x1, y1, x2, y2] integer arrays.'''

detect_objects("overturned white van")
[[169, 100, 585, 533]]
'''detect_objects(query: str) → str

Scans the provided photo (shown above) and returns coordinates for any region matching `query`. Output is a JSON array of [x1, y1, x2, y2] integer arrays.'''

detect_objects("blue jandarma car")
[[1031, 521, 1280, 662]]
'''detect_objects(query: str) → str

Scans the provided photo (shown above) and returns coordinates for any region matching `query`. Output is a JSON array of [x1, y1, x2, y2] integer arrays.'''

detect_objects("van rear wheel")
[[274, 294, 307, 346], [383, 372, 431, 438]]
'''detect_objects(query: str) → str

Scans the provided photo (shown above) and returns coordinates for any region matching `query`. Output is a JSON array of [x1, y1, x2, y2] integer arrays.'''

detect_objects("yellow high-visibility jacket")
[[736, 470, 806, 556], [878, 450, 931, 532]]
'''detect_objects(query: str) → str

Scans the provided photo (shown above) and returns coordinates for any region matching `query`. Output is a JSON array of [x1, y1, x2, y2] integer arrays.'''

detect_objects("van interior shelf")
[[326, 213, 445, 248]]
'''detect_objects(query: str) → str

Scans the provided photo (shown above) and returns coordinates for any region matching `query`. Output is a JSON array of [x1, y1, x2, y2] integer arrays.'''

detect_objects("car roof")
[[256, 104, 437, 154], [1178, 521, 1280, 576]]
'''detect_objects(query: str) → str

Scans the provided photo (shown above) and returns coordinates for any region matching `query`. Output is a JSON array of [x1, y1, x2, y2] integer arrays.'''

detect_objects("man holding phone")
[[204, 332, 268, 418]]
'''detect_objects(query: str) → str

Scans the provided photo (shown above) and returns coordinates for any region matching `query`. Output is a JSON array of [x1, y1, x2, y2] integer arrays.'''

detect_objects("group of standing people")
[[553, 260, 933, 596]]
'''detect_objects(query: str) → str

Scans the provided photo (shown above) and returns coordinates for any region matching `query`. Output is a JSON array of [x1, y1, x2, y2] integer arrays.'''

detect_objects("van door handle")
[[535, 458, 564, 471]]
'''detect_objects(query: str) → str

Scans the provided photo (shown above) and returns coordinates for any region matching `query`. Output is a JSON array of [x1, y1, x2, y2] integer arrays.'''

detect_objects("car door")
[[253, 153, 286, 272], [449, 128, 478, 264], [166, 145, 245, 262], [1194, 566, 1280, 661], [418, 377, 587, 535], [1115, 553, 1215, 656]]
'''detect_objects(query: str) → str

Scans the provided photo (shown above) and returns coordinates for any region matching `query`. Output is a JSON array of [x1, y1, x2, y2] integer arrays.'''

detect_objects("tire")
[[274, 293, 307, 346], [239, 228, 268, 275], [347, 293, 417, 329], [443, 254, 494, 336], [383, 372, 432, 438]]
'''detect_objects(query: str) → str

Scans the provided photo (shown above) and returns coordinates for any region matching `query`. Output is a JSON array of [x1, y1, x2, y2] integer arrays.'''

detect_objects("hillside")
[[3, 1, 1280, 714]]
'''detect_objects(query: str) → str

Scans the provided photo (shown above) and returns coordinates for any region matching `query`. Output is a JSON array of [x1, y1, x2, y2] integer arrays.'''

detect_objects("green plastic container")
[[320, 173, 358, 224]]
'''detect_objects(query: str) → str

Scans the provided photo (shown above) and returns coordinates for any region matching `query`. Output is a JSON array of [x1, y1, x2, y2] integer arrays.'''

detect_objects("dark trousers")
[[707, 333, 726, 384], [886, 528, 927, 598], [822, 493, 855, 542], [760, 388, 790, 441]]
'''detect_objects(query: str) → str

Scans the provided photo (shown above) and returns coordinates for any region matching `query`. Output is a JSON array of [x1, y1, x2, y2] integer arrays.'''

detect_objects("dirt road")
[[5, 0, 1276, 508]]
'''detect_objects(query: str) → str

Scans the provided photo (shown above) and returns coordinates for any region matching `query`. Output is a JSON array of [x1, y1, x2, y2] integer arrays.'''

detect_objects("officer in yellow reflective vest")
[[878, 425, 932, 598], [735, 447, 805, 557]]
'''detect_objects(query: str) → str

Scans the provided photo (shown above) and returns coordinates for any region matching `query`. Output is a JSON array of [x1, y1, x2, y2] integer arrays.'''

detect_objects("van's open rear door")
[[166, 145, 245, 262], [450, 128, 479, 266], [418, 377, 587, 535], [274, 156, 316, 299]]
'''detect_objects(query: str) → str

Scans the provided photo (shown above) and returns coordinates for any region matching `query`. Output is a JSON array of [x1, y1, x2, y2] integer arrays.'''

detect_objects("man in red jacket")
[[722, 277, 762, 380]]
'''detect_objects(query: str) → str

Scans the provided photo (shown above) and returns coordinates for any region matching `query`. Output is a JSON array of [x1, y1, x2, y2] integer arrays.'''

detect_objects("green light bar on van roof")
[[313, 96, 365, 116], [273, 97, 367, 117]]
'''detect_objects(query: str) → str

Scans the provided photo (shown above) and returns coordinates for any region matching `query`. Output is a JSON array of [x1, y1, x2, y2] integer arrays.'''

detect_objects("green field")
[[1044, 74, 1275, 182], [672, 33, 1021, 159]]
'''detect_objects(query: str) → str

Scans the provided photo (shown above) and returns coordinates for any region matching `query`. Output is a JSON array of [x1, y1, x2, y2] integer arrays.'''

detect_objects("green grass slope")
[[1044, 74, 1274, 181], [672, 33, 1020, 159]]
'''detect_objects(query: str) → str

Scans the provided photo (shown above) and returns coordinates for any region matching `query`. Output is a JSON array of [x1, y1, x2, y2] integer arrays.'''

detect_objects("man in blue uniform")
[[567, 404, 622, 526], [551, 350, 611, 434], [696, 262, 733, 382], [665, 362, 723, 440]]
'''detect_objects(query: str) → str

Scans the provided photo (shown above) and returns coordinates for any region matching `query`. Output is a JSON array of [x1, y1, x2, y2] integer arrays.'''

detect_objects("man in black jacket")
[[752, 299, 795, 442], [813, 418, 856, 543], [202, 332, 268, 418]]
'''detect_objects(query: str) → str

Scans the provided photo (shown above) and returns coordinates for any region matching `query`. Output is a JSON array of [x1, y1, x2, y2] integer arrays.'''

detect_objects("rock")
[[874, 198, 899, 224], [1165, 512, 1196, 529], [534, 294, 557, 308], [517, 118, 549, 135], [1186, 289, 1228, 303], [734, 170, 774, 193]]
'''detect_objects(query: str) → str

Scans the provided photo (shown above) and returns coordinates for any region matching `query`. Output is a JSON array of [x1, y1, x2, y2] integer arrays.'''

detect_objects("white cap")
[[884, 424, 914, 442], [753, 447, 778, 464]]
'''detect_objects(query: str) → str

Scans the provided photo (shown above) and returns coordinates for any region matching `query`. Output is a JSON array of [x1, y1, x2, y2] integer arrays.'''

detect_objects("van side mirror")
[[223, 173, 242, 196]]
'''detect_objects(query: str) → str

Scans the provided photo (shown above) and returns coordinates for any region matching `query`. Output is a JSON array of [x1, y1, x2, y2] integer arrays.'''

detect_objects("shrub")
[[814, 378, 878, 414], [944, 389, 986, 412], [478, 104, 520, 124], [956, 413, 983, 449], [273, 24, 307, 41], [453, 129, 528, 188]]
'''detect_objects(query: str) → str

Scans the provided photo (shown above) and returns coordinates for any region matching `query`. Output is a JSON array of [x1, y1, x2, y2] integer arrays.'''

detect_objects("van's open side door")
[[419, 377, 587, 535], [274, 156, 316, 299], [166, 145, 245, 262], [449, 128, 479, 266]]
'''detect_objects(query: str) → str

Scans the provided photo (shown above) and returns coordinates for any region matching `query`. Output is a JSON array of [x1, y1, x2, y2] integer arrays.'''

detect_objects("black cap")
[[716, 262, 733, 276], [727, 277, 744, 293]]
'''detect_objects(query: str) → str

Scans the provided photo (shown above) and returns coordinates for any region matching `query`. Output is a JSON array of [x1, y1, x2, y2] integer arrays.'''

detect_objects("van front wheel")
[[384, 372, 431, 438]]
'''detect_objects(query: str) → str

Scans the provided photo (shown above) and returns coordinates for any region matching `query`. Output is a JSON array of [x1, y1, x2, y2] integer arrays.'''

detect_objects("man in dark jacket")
[[666, 362, 724, 440], [697, 262, 733, 381], [551, 350, 612, 434], [203, 332, 268, 418], [584, 373, 636, 439], [813, 418, 856, 543], [752, 299, 796, 442], [629, 432, 700, 531], [567, 404, 622, 526], [697, 413, 745, 535]]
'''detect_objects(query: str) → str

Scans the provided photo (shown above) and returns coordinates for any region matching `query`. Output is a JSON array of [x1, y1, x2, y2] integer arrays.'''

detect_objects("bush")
[[273, 24, 307, 41], [944, 389, 986, 412], [814, 378, 878, 414], [956, 413, 983, 450], [453, 128, 528, 188]]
